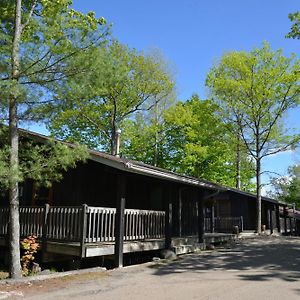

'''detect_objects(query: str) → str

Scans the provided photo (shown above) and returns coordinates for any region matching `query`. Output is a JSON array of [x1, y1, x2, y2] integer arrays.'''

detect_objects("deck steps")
[[172, 243, 204, 255]]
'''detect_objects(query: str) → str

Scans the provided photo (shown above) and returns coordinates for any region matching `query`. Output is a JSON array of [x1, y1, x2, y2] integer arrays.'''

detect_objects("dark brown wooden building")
[[0, 129, 297, 267]]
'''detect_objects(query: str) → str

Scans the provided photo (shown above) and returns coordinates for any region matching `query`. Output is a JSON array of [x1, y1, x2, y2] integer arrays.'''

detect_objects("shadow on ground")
[[149, 236, 300, 282]]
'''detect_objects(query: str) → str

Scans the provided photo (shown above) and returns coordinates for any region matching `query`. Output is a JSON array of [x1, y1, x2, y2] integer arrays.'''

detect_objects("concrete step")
[[172, 243, 204, 255], [171, 236, 198, 247]]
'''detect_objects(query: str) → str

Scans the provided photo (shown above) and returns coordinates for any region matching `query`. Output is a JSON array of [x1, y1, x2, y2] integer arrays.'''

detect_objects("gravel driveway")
[[1, 236, 300, 300]]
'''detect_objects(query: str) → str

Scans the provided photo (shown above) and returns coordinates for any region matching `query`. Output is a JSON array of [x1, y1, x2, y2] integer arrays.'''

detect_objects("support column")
[[197, 192, 204, 243], [210, 204, 215, 233], [178, 188, 182, 237], [165, 183, 173, 249], [114, 174, 126, 268], [289, 218, 293, 235], [284, 206, 288, 235], [42, 203, 50, 259], [269, 206, 273, 235], [276, 205, 280, 233]]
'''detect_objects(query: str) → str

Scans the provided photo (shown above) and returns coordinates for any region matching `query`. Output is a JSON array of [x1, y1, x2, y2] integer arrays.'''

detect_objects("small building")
[[0, 129, 297, 267]]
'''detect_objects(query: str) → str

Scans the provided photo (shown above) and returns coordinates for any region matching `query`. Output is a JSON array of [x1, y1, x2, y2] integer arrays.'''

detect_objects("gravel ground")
[[1, 236, 300, 300]]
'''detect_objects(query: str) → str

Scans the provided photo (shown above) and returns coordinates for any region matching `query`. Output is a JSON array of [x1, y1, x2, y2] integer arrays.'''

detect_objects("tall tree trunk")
[[9, 0, 22, 279], [235, 134, 241, 190], [111, 99, 117, 155], [256, 158, 262, 234], [153, 99, 159, 167]]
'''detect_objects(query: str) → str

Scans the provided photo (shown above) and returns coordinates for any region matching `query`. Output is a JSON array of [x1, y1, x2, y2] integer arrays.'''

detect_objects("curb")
[[0, 266, 107, 285]]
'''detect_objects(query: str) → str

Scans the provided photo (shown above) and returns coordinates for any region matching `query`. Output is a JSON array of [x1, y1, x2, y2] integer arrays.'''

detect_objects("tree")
[[286, 11, 300, 39], [0, 0, 108, 278], [47, 41, 174, 155], [206, 43, 300, 233], [161, 95, 254, 188], [121, 93, 175, 167], [270, 165, 300, 209]]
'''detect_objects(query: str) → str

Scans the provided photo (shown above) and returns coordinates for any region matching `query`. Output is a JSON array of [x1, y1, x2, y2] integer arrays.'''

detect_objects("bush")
[[20, 235, 39, 276]]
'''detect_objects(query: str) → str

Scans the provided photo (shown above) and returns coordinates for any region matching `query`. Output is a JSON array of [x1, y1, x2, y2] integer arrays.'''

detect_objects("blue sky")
[[71, 0, 300, 191], [34, 0, 300, 190]]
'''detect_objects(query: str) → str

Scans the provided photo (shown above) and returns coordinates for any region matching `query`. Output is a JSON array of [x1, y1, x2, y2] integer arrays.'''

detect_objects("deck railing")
[[47, 206, 83, 242], [0, 206, 243, 245], [0, 207, 9, 236], [124, 209, 165, 241], [85, 207, 116, 243], [204, 216, 243, 233], [84, 207, 165, 243], [20, 206, 44, 238], [0, 205, 166, 243]]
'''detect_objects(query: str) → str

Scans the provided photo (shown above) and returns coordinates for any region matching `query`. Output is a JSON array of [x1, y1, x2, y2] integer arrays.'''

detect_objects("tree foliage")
[[286, 11, 300, 39], [0, 0, 108, 278], [121, 93, 175, 167], [206, 43, 300, 232], [47, 41, 175, 154], [270, 165, 300, 209], [163, 95, 254, 188], [0, 128, 88, 190]]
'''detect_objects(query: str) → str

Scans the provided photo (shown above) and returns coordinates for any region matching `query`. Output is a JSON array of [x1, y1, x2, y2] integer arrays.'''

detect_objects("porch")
[[0, 205, 240, 259]]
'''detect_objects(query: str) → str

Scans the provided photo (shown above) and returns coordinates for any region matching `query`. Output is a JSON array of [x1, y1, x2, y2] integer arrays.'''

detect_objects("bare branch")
[[21, 0, 38, 31]]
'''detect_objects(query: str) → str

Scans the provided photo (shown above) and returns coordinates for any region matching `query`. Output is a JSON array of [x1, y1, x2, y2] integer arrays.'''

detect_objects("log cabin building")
[[0, 129, 298, 267]]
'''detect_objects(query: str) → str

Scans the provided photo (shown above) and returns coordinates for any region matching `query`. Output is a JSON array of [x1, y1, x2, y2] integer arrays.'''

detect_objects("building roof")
[[19, 128, 281, 205]]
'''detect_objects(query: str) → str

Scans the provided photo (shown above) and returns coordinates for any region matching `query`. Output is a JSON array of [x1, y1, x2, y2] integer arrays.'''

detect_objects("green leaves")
[[163, 95, 254, 188], [286, 11, 300, 39], [0, 0, 110, 118], [271, 164, 300, 209], [20, 139, 88, 187], [0, 0, 109, 191], [0, 127, 88, 190], [47, 41, 174, 153], [206, 42, 300, 160]]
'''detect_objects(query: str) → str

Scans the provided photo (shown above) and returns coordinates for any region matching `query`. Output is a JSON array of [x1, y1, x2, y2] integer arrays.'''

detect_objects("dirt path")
[[1, 236, 300, 300]]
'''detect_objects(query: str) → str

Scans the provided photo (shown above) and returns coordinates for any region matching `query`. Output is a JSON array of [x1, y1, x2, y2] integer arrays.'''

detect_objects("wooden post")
[[289, 217, 293, 235], [284, 206, 288, 235], [276, 205, 280, 233], [165, 184, 172, 249], [269, 206, 273, 235], [240, 216, 244, 232], [210, 204, 215, 233], [114, 175, 126, 268], [197, 192, 204, 243], [178, 188, 182, 237], [42, 203, 50, 256], [80, 204, 88, 258]]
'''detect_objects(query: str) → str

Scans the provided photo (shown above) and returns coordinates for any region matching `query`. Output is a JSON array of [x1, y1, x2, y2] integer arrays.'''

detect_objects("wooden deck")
[[0, 205, 240, 261], [0, 232, 237, 260]]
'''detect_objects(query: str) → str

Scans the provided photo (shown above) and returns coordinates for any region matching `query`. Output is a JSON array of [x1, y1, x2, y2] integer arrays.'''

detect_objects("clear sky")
[[35, 0, 300, 191], [71, 0, 300, 191]]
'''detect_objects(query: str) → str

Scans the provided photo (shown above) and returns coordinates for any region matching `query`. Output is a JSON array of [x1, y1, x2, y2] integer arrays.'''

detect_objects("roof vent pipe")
[[115, 128, 121, 157]]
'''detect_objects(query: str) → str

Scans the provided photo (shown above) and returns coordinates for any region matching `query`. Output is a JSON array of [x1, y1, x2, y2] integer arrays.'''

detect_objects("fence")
[[0, 205, 165, 243], [84, 207, 165, 243]]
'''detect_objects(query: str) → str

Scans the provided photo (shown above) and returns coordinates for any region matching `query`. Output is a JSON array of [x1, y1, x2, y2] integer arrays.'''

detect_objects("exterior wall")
[[213, 192, 257, 230], [14, 160, 167, 211]]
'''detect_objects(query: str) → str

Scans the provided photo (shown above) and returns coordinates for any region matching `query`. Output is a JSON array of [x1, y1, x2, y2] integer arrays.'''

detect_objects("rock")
[[32, 263, 41, 274], [160, 249, 177, 260], [152, 257, 161, 262], [206, 244, 215, 250], [40, 269, 52, 275]]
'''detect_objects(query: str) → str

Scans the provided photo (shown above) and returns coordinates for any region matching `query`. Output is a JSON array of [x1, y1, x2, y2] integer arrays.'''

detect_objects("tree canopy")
[[0, 0, 108, 278], [161, 95, 254, 188], [270, 165, 300, 209], [287, 11, 300, 39], [206, 43, 300, 232], [47, 41, 175, 154]]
